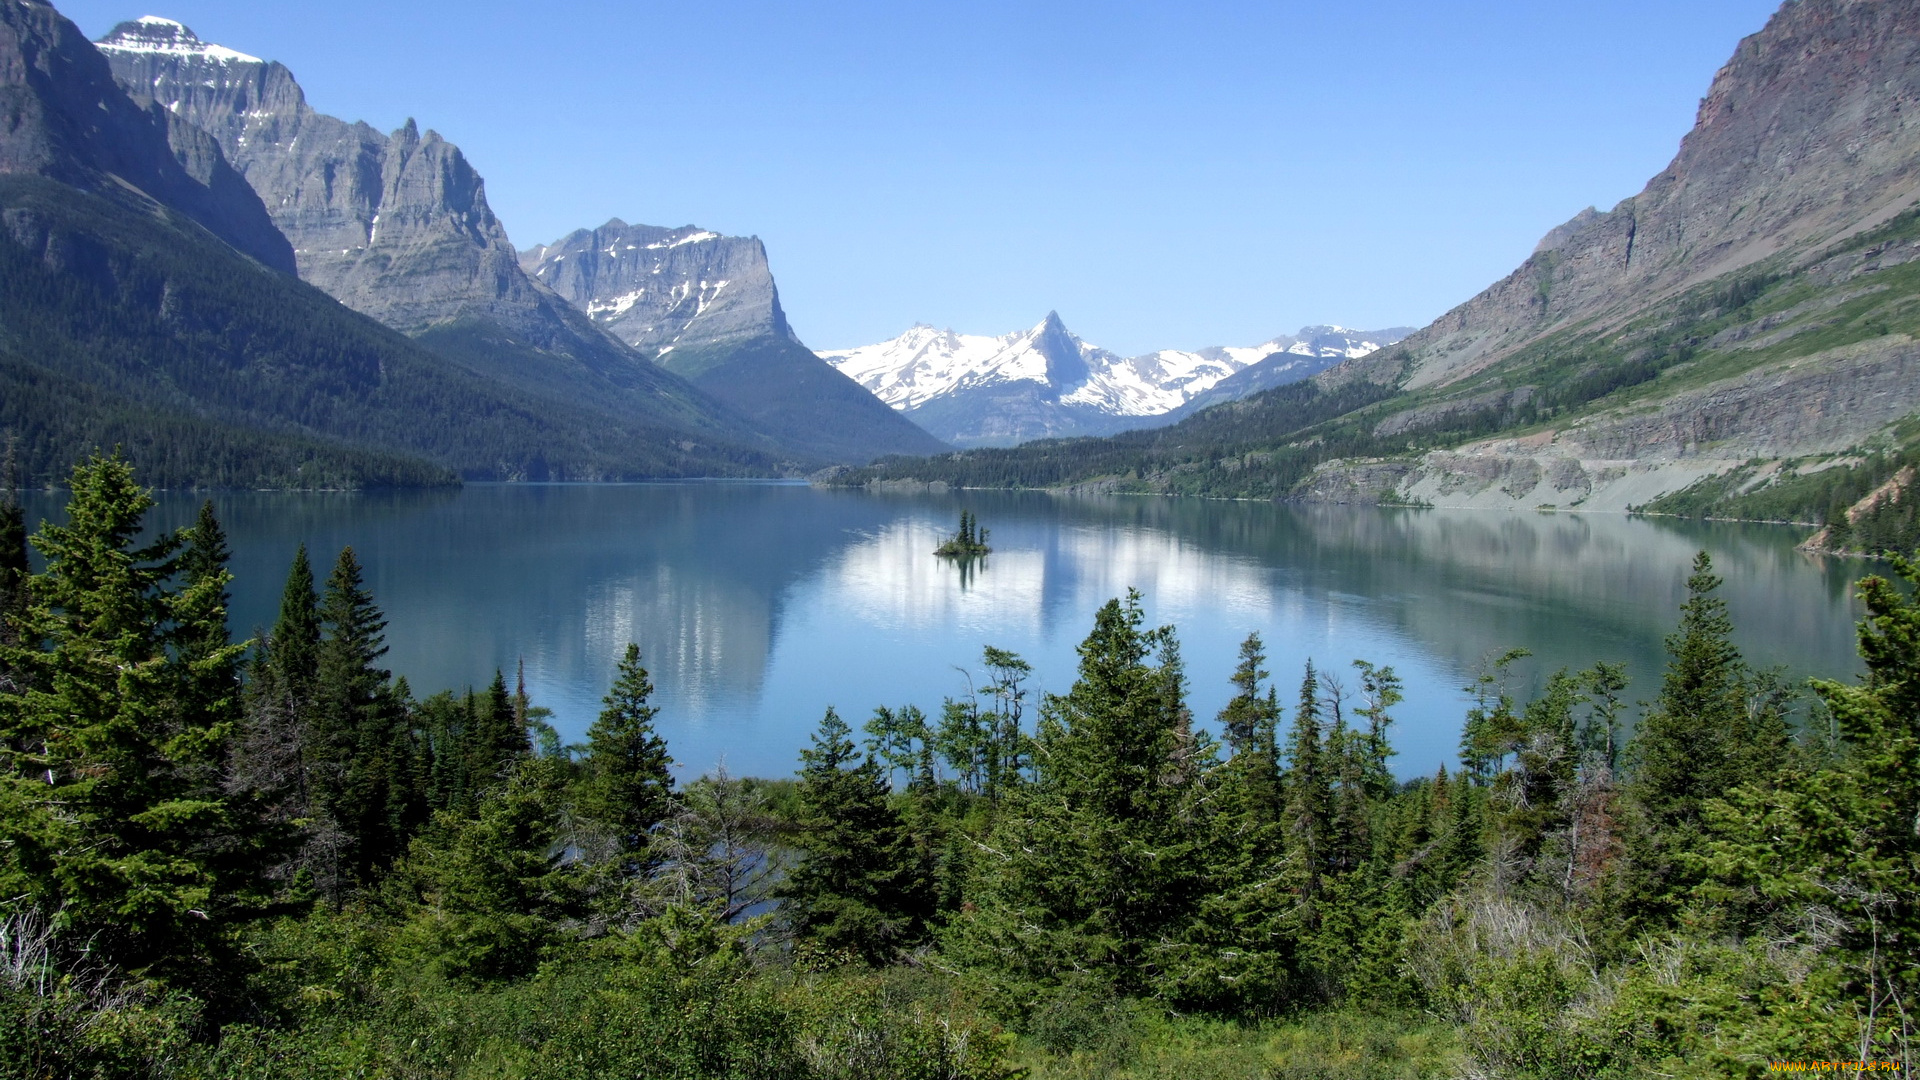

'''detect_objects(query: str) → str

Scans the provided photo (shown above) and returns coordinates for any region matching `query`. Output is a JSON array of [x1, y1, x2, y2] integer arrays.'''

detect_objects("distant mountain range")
[[838, 0, 1920, 516], [821, 315, 1410, 446]]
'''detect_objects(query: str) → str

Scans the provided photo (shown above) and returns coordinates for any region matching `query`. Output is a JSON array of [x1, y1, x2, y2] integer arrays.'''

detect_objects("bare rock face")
[[1329, 0, 1920, 394], [0, 3, 292, 271], [97, 18, 613, 346], [522, 220, 795, 355], [523, 217, 952, 462]]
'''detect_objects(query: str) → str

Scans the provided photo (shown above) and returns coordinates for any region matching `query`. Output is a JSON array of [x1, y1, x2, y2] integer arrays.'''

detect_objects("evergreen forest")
[[1, 454, 1915, 1078]]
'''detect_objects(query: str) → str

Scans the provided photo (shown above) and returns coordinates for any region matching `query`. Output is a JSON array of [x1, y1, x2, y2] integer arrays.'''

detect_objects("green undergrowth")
[[1013, 1009, 1461, 1080]]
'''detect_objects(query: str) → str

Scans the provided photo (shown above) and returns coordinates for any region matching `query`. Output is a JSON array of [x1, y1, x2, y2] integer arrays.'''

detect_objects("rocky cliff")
[[92, 15, 771, 454], [1303, 0, 1920, 511], [522, 219, 795, 355], [0, 3, 291, 270], [100, 18, 573, 336], [0, 0, 805, 486], [1338, 0, 1920, 395]]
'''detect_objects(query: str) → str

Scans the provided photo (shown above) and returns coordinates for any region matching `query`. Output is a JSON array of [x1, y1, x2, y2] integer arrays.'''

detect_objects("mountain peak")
[[97, 15, 261, 64], [822, 320, 1412, 446]]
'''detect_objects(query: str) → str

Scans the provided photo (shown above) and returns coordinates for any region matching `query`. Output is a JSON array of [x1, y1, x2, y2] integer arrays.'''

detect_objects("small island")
[[934, 510, 991, 557]]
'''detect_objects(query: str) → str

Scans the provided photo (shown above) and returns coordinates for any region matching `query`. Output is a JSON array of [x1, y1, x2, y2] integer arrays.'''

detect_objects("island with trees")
[[935, 509, 992, 558]]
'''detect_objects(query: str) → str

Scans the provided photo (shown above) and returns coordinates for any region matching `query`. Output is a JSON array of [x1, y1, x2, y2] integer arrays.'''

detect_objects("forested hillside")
[[2, 454, 1911, 1077]]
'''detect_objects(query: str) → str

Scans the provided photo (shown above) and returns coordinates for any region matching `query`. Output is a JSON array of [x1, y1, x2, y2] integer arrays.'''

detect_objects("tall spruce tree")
[[1168, 632, 1292, 1011], [781, 706, 930, 964], [1630, 552, 1748, 831], [0, 454, 254, 985], [0, 437, 27, 659], [230, 546, 322, 853], [1283, 660, 1332, 917], [944, 594, 1204, 998], [580, 644, 675, 867], [313, 546, 407, 886], [468, 670, 529, 788], [1621, 552, 1783, 925], [271, 545, 321, 703], [169, 502, 245, 764]]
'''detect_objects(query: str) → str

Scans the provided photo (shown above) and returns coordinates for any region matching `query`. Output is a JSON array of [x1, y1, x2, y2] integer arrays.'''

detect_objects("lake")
[[23, 482, 1875, 781]]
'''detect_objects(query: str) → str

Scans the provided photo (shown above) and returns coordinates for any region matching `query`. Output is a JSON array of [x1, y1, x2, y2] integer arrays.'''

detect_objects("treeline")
[[1643, 444, 1920, 556], [1, 455, 1915, 1078]]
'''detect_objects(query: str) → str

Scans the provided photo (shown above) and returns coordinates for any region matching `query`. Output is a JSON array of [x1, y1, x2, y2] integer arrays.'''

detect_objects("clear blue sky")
[[62, 0, 1783, 354]]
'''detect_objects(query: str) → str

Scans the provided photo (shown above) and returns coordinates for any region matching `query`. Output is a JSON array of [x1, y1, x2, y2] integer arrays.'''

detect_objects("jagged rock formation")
[[97, 19, 622, 339], [1304, 0, 1920, 510], [524, 218, 949, 462], [823, 314, 1409, 447], [0, 3, 291, 270]]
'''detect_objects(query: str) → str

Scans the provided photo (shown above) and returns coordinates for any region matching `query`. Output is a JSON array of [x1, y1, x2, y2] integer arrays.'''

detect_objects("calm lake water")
[[23, 483, 1875, 780]]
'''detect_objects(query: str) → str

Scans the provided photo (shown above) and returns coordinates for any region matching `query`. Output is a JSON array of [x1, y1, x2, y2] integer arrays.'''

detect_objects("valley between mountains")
[[5, 0, 1920, 544]]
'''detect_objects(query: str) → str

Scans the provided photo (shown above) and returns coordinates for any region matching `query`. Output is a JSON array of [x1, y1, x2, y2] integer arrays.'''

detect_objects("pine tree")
[[0, 453, 253, 985], [469, 669, 529, 788], [272, 545, 321, 703], [168, 502, 245, 767], [580, 643, 675, 867], [1283, 660, 1331, 917], [399, 756, 581, 983], [230, 546, 323, 848], [943, 594, 1202, 997], [781, 706, 930, 964], [1219, 632, 1279, 752], [0, 437, 27, 659], [312, 546, 404, 887], [1352, 660, 1403, 799], [865, 704, 936, 791], [1630, 551, 1747, 830], [1167, 633, 1292, 1010]]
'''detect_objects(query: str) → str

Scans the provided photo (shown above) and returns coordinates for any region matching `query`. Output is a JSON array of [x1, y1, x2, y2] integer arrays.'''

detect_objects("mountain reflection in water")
[[28, 484, 1865, 780]]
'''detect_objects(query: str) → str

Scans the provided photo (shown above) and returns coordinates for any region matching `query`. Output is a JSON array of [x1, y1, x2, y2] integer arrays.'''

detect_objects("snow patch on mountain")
[[822, 316, 1410, 420], [97, 16, 261, 64]]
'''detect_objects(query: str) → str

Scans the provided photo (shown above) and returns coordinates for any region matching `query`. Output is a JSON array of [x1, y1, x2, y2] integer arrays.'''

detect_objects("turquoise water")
[[25, 483, 1871, 781]]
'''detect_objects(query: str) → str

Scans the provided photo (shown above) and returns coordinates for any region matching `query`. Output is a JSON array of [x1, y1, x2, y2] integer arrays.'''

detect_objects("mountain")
[[835, 0, 1920, 516], [0, 0, 787, 487], [521, 220, 793, 356], [94, 16, 794, 463], [820, 315, 1409, 446], [523, 218, 947, 462], [1299, 0, 1920, 510], [1162, 325, 1417, 422], [0, 3, 291, 271]]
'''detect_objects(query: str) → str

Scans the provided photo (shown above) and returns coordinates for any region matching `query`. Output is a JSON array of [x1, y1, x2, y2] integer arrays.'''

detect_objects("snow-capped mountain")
[[820, 315, 1411, 447]]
